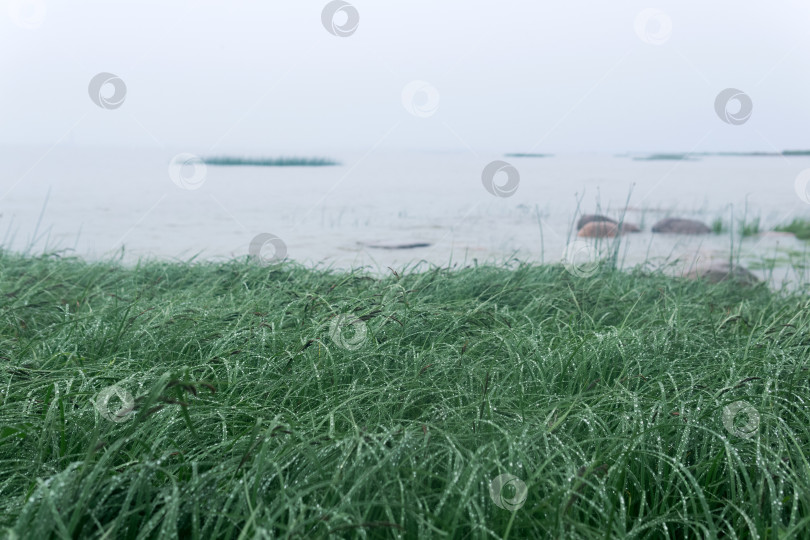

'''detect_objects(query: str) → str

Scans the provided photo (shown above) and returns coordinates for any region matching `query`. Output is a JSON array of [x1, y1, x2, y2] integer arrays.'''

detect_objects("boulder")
[[684, 262, 759, 285], [651, 218, 711, 235], [577, 214, 615, 230], [577, 221, 620, 238], [577, 214, 640, 233]]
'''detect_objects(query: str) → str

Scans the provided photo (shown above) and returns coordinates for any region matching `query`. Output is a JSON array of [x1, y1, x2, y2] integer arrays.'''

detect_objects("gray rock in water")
[[685, 262, 759, 285], [359, 241, 432, 250], [652, 218, 711, 235], [577, 214, 640, 232]]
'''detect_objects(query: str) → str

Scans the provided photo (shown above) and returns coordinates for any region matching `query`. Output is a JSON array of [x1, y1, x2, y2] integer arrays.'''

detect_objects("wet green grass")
[[1, 251, 809, 538]]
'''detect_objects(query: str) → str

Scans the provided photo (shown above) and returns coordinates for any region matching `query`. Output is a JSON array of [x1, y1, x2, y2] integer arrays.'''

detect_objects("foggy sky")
[[2, 0, 809, 154]]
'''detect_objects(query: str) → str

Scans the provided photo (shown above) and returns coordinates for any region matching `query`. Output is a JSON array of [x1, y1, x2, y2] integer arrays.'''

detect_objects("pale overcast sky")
[[1, 0, 808, 153]]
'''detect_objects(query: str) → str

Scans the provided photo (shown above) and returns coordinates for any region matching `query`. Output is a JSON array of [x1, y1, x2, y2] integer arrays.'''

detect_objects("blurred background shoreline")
[[2, 144, 809, 286]]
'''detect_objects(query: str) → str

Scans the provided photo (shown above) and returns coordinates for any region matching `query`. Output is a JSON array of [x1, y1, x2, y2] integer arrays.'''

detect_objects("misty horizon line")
[[1, 142, 808, 156]]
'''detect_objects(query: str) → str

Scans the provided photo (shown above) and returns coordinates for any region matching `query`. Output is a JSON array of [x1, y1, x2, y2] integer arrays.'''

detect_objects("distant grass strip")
[[776, 218, 810, 240], [695, 152, 781, 157], [633, 153, 697, 161], [739, 216, 761, 237], [1, 251, 809, 538], [631, 152, 785, 161], [203, 156, 339, 167]]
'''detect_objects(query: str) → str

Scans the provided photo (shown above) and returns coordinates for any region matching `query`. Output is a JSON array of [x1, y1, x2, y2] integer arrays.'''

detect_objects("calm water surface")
[[2, 146, 809, 285]]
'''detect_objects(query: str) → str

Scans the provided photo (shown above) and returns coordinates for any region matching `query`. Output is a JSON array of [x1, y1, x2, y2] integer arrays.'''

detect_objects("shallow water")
[[1, 145, 809, 286]]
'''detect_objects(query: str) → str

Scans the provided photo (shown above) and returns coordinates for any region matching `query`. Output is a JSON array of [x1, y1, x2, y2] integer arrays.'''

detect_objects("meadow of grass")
[[1, 250, 809, 538]]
